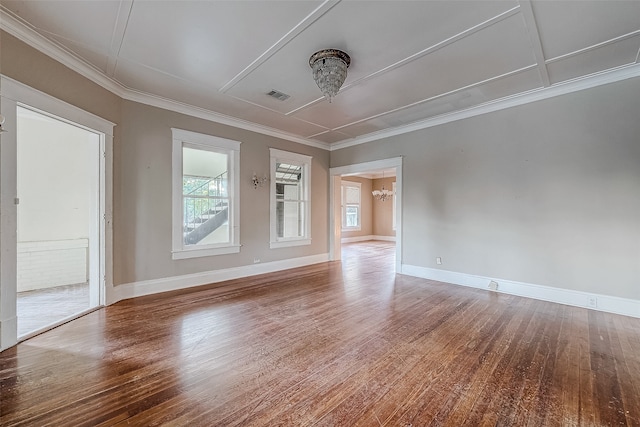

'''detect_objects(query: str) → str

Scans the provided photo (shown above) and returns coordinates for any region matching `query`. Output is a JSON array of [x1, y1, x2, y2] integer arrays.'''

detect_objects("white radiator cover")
[[17, 239, 88, 292]]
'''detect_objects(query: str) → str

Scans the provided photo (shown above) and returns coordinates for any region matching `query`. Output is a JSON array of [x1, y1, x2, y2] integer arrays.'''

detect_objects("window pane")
[[345, 186, 360, 204], [182, 147, 229, 246], [270, 148, 311, 248], [345, 206, 359, 227], [275, 161, 306, 239], [276, 201, 305, 238]]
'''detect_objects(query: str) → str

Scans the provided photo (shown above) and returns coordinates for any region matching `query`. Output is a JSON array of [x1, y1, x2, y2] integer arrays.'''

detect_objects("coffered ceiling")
[[1, 1, 639, 150]]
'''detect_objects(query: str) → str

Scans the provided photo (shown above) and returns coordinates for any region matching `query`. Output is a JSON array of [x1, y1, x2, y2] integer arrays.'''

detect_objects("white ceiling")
[[2, 1, 639, 149]]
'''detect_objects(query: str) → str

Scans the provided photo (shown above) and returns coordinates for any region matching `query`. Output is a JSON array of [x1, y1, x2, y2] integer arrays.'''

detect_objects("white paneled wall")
[[17, 239, 88, 292]]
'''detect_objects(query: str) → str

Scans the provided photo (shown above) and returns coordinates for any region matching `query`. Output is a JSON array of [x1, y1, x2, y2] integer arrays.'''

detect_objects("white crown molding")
[[401, 264, 640, 319], [4, 4, 640, 154], [109, 253, 329, 304], [0, 6, 330, 151], [123, 88, 330, 150], [330, 62, 640, 151], [0, 7, 128, 98]]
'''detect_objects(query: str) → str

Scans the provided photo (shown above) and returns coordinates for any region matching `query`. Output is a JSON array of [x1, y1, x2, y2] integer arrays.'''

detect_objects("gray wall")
[[117, 101, 329, 284], [2, 31, 330, 287], [331, 78, 640, 300], [372, 177, 396, 237]]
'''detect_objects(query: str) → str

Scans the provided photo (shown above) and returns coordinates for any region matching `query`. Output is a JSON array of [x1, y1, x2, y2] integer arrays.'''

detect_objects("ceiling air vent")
[[266, 90, 290, 101]]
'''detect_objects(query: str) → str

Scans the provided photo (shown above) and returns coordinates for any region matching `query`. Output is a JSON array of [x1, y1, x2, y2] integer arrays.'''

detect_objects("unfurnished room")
[[0, 1, 639, 425]]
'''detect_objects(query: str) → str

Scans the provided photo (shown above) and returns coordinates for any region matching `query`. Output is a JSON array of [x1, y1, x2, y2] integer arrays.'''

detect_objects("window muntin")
[[270, 149, 311, 248], [342, 182, 361, 231], [172, 129, 240, 259]]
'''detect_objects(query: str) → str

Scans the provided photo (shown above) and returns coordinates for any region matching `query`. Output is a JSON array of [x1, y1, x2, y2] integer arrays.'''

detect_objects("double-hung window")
[[171, 128, 240, 259], [341, 181, 361, 231], [269, 148, 311, 248]]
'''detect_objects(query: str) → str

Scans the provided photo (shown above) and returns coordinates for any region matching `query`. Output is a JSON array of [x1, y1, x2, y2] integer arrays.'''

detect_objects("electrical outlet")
[[488, 281, 499, 291], [253, 258, 261, 264], [588, 296, 597, 308], [436, 257, 442, 265]]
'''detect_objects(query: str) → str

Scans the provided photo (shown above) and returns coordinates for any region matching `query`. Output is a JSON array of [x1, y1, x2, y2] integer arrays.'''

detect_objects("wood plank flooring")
[[1, 241, 639, 426]]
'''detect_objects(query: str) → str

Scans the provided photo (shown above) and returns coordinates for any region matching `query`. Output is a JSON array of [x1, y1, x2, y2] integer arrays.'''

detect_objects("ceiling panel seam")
[[285, 5, 522, 117], [518, 0, 550, 87], [106, 0, 134, 77], [0, 6, 330, 150], [223, 94, 332, 134], [219, 0, 340, 93], [330, 65, 539, 132], [545, 29, 640, 64]]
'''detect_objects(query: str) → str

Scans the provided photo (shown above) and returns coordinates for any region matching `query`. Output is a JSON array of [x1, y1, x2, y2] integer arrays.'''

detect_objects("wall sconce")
[[252, 172, 268, 189], [0, 114, 6, 133]]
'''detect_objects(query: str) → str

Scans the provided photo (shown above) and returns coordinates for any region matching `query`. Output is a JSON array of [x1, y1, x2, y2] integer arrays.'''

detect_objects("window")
[[341, 181, 361, 231], [171, 128, 240, 259], [270, 148, 312, 248]]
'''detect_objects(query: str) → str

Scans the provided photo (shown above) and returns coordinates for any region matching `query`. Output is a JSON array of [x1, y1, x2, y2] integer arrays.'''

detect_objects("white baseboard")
[[109, 253, 329, 304], [341, 235, 396, 243], [401, 264, 640, 319]]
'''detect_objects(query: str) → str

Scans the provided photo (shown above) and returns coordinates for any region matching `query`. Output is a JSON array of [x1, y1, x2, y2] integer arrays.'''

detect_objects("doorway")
[[16, 106, 102, 338], [329, 157, 403, 272], [0, 76, 114, 351]]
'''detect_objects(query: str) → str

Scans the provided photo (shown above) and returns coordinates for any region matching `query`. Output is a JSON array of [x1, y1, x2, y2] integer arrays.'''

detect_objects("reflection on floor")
[[17, 283, 90, 337]]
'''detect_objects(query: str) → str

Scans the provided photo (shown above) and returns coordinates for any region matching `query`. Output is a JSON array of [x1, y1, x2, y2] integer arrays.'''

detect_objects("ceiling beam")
[[518, 0, 550, 87], [106, 0, 134, 77]]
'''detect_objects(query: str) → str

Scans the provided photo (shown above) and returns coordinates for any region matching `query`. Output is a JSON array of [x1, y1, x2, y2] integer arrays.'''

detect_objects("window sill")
[[172, 244, 241, 260], [269, 238, 311, 249]]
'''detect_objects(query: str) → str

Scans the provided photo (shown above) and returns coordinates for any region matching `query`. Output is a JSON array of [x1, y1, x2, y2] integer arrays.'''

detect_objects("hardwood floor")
[[1, 241, 639, 426]]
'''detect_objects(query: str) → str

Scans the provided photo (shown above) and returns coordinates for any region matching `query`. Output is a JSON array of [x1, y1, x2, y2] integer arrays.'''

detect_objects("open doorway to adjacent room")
[[340, 169, 397, 270], [16, 106, 103, 338], [329, 158, 402, 274]]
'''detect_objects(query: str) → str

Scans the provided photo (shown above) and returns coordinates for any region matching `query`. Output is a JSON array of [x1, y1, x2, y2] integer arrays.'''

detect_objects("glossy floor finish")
[[17, 283, 90, 337], [1, 241, 639, 426]]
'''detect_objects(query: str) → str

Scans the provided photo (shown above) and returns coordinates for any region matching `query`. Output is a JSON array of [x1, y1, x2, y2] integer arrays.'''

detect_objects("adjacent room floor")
[[1, 241, 639, 426], [17, 283, 90, 337]]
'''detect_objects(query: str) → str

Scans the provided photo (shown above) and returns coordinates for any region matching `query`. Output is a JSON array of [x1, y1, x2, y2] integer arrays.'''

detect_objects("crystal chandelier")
[[309, 49, 350, 102], [372, 171, 394, 201], [372, 186, 394, 202]]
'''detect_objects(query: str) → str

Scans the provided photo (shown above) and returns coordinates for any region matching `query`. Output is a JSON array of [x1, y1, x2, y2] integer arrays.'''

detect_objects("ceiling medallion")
[[309, 49, 351, 103]]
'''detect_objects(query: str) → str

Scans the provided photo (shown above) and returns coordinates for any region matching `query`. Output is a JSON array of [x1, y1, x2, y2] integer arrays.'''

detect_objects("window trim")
[[392, 181, 397, 231], [171, 128, 241, 259], [269, 148, 312, 249], [341, 181, 362, 231]]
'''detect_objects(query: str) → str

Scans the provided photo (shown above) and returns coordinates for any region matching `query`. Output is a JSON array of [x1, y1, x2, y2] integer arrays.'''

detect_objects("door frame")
[[0, 75, 114, 350], [329, 157, 403, 272]]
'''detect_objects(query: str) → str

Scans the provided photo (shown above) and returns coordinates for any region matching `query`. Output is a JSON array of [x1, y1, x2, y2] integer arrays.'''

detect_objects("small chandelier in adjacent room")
[[309, 49, 350, 102], [372, 185, 394, 202], [372, 172, 394, 202]]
